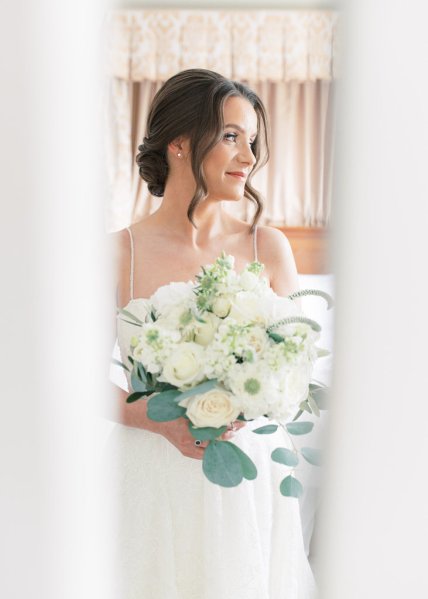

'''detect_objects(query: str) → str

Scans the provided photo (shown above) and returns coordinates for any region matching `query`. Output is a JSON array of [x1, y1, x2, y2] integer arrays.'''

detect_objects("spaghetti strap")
[[253, 225, 258, 262], [126, 226, 134, 300]]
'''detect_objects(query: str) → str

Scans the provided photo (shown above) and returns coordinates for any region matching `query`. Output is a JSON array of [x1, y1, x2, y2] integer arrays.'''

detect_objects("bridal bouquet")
[[116, 253, 332, 497]]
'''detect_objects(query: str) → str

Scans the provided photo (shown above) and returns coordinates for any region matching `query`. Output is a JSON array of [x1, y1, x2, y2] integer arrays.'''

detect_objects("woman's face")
[[203, 96, 258, 202]]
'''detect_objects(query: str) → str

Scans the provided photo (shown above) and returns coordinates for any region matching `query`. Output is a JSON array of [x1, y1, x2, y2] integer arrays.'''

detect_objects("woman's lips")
[[227, 172, 246, 180]]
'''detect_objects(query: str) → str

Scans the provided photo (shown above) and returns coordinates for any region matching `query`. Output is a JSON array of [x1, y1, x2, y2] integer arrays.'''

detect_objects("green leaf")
[[307, 395, 320, 417], [202, 441, 244, 487], [311, 387, 328, 410], [286, 421, 314, 435], [316, 347, 331, 358], [188, 423, 227, 441], [280, 475, 303, 498], [301, 400, 312, 414], [154, 381, 176, 392], [131, 370, 148, 393], [229, 443, 257, 480], [117, 319, 142, 327], [116, 307, 144, 324], [271, 447, 299, 467], [309, 383, 324, 391], [147, 390, 186, 422], [173, 379, 218, 403], [126, 391, 151, 403], [292, 409, 304, 422], [267, 331, 285, 344], [253, 424, 279, 435], [301, 447, 322, 466], [110, 357, 130, 372], [137, 362, 147, 384]]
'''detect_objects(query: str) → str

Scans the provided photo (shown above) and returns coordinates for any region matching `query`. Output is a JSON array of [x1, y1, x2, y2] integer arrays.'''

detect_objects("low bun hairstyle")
[[136, 136, 168, 198], [136, 68, 270, 232]]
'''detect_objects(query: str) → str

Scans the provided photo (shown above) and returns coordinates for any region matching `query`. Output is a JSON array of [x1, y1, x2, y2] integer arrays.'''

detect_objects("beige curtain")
[[104, 9, 338, 232]]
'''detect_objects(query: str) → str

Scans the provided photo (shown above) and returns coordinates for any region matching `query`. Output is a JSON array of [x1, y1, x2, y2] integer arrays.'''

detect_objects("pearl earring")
[[177, 152, 182, 158]]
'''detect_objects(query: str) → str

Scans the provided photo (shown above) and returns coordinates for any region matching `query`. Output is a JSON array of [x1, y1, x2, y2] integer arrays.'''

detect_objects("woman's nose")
[[238, 142, 256, 167]]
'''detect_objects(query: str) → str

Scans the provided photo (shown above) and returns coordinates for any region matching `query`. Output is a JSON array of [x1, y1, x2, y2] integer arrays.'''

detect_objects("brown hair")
[[136, 68, 270, 232]]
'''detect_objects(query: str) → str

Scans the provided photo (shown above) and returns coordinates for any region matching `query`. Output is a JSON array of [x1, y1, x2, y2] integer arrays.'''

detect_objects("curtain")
[[104, 9, 338, 232]]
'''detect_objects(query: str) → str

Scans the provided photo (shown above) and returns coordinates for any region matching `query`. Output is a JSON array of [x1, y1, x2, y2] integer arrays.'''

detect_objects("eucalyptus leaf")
[[271, 447, 299, 467], [307, 395, 320, 417], [292, 409, 304, 422], [147, 390, 186, 422], [131, 370, 148, 393], [202, 441, 244, 487], [137, 362, 147, 384], [237, 414, 252, 422], [316, 347, 331, 358], [110, 357, 130, 372], [311, 387, 328, 410], [300, 447, 322, 466], [188, 423, 227, 441], [229, 443, 258, 480], [286, 421, 314, 435], [116, 307, 144, 325], [301, 400, 312, 414], [173, 379, 219, 403], [253, 424, 278, 435], [310, 379, 327, 388], [155, 382, 176, 392], [267, 331, 285, 344], [126, 391, 151, 403], [117, 318, 142, 327], [280, 475, 303, 498]]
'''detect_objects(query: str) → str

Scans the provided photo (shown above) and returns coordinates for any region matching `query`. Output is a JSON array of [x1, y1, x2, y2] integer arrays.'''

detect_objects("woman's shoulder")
[[108, 227, 132, 262], [255, 225, 298, 296], [256, 225, 293, 261]]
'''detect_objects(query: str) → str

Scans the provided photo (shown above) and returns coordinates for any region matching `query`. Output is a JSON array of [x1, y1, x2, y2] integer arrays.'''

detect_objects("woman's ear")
[[167, 136, 191, 159]]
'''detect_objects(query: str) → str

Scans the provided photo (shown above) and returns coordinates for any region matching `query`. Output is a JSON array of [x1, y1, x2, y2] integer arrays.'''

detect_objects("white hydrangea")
[[132, 323, 181, 374], [268, 361, 314, 421]]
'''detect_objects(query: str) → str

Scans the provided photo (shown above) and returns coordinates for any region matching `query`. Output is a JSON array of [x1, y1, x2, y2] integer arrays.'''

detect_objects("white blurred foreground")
[[2, 0, 428, 597]]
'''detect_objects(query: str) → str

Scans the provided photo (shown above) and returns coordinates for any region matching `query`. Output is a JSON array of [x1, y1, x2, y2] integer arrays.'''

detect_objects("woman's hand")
[[158, 417, 247, 460]]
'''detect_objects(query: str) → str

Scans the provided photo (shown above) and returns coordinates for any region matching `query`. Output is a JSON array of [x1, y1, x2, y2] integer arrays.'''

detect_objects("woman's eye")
[[224, 133, 237, 142]]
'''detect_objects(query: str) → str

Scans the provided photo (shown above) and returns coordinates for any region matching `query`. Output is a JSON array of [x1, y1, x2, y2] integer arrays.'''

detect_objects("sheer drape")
[[105, 78, 336, 232]]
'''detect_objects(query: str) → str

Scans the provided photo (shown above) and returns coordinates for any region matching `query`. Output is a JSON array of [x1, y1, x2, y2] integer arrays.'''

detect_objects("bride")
[[109, 68, 317, 598]]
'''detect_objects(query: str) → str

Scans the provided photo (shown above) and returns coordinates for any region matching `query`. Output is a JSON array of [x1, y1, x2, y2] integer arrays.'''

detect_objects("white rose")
[[228, 292, 268, 324], [239, 270, 259, 291], [160, 342, 205, 388], [212, 296, 232, 318], [179, 389, 241, 428], [194, 313, 220, 346], [151, 281, 195, 316]]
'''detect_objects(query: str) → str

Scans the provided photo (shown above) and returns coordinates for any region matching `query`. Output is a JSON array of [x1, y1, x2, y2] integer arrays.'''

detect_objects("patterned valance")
[[106, 9, 340, 83]]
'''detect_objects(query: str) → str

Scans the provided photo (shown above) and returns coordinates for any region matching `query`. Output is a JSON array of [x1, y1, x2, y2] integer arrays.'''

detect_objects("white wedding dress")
[[104, 226, 318, 599]]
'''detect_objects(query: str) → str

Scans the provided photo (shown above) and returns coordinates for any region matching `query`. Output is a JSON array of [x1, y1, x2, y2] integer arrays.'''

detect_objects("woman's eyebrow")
[[224, 123, 257, 137]]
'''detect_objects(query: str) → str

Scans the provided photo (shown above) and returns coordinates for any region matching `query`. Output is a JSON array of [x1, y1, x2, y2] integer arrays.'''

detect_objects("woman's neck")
[[152, 182, 237, 248]]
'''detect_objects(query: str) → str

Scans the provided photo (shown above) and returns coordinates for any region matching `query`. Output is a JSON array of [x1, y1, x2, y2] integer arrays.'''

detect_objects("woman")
[[109, 69, 317, 598]]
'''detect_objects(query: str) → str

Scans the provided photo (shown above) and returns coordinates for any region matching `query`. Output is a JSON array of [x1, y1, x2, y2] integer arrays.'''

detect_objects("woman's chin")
[[205, 190, 244, 203]]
